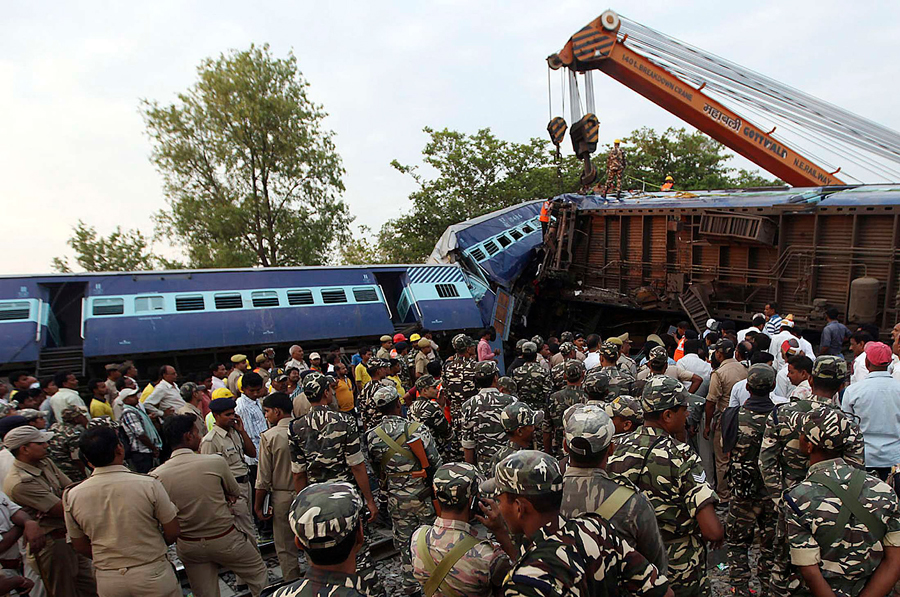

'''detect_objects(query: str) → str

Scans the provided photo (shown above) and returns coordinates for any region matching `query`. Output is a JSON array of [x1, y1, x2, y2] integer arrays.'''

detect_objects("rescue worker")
[[607, 376, 723, 597], [560, 404, 668, 575], [488, 402, 541, 476], [409, 375, 454, 462], [441, 335, 478, 461], [599, 341, 636, 400], [539, 199, 551, 239], [661, 175, 675, 191], [511, 342, 552, 450], [366, 385, 441, 596], [461, 361, 518, 476], [543, 359, 587, 456], [605, 395, 644, 436], [602, 139, 627, 198]]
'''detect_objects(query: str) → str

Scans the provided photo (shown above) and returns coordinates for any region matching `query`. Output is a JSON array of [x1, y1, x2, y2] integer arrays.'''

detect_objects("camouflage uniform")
[[560, 404, 668, 575], [442, 335, 478, 461], [726, 365, 779, 596], [411, 463, 513, 596], [512, 343, 552, 451], [46, 406, 87, 482], [488, 402, 541, 477], [289, 374, 384, 596], [274, 482, 367, 597], [542, 360, 587, 456], [497, 377, 518, 396], [602, 144, 627, 197], [409, 375, 454, 461], [759, 356, 865, 597], [495, 450, 670, 597], [785, 407, 900, 596], [607, 377, 718, 597], [366, 386, 441, 595], [549, 342, 577, 391], [397, 353, 413, 391], [601, 366, 635, 401], [604, 395, 644, 431], [460, 361, 518, 476], [582, 368, 612, 405], [358, 367, 393, 431]]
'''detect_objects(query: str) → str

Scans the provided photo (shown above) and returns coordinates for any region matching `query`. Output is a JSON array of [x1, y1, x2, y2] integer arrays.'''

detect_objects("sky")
[[3, 0, 900, 274]]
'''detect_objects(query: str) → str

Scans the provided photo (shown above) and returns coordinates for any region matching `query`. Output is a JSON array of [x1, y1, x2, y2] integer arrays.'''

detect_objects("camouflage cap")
[[641, 375, 689, 413], [563, 359, 586, 382], [289, 481, 363, 549], [501, 401, 543, 432], [521, 341, 538, 356], [17, 409, 48, 422], [531, 335, 544, 347], [599, 342, 620, 360], [746, 364, 777, 393], [61, 405, 86, 424], [432, 462, 484, 505], [714, 338, 735, 354], [179, 381, 204, 400], [368, 357, 390, 369], [494, 450, 563, 496], [414, 374, 440, 392], [604, 395, 643, 426], [0, 403, 16, 418], [497, 376, 517, 394], [564, 404, 615, 455], [582, 368, 611, 398], [560, 331, 575, 343], [87, 416, 119, 430], [302, 372, 329, 400], [452, 334, 474, 352], [558, 342, 576, 355], [515, 339, 527, 353], [372, 385, 401, 408], [801, 406, 854, 451], [473, 360, 499, 381], [648, 345, 668, 365], [812, 355, 849, 381]]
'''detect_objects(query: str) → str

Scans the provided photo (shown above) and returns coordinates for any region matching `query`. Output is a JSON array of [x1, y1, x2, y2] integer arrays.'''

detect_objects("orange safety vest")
[[674, 337, 685, 361], [539, 200, 551, 223], [661, 182, 674, 191]]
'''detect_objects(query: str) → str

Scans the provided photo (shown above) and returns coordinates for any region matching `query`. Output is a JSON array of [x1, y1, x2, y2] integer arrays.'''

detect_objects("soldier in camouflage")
[[460, 361, 518, 476], [599, 341, 635, 399], [531, 335, 550, 372], [608, 334, 638, 377], [583, 367, 612, 405], [289, 373, 384, 596], [550, 342, 578, 390], [498, 376, 517, 396], [411, 463, 515, 597], [607, 376, 723, 597], [395, 341, 412, 391], [560, 404, 668, 574], [273, 482, 367, 597], [511, 342, 552, 451], [357, 359, 393, 431], [760, 356, 865, 597], [604, 395, 643, 436], [46, 405, 88, 482], [442, 334, 478, 461], [543, 359, 587, 456], [725, 364, 779, 596], [785, 407, 900, 597], [489, 402, 541, 477], [492, 450, 671, 597], [601, 138, 627, 198], [409, 375, 454, 461], [366, 385, 441, 596]]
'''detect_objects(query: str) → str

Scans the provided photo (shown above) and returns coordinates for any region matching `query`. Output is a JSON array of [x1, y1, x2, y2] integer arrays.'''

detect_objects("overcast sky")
[[3, 0, 900, 274]]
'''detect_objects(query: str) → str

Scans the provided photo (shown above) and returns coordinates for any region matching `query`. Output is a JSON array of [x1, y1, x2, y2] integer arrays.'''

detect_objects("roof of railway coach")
[[556, 183, 900, 211]]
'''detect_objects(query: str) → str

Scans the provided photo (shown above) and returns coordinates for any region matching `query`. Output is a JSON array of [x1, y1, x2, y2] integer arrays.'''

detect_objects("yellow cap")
[[665, 175, 673, 181], [614, 139, 621, 144], [211, 388, 234, 400], [410, 333, 421, 342]]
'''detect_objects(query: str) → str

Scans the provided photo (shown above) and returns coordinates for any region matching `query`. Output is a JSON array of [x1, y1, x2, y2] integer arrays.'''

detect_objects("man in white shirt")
[[284, 345, 306, 371], [144, 365, 185, 417], [209, 362, 227, 391], [786, 354, 814, 400], [728, 352, 788, 407], [48, 371, 88, 422], [737, 314, 766, 343], [582, 334, 602, 370]]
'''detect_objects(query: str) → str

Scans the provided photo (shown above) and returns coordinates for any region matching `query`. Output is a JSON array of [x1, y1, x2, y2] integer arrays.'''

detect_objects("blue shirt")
[[763, 314, 783, 336], [819, 320, 851, 356], [235, 394, 267, 466], [842, 371, 900, 468]]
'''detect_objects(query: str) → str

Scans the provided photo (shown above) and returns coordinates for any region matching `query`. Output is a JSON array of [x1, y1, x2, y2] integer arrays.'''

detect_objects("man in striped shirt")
[[763, 303, 783, 336]]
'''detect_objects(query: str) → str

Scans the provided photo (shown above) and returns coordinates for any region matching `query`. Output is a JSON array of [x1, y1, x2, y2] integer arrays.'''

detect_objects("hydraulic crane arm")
[[549, 11, 845, 186]]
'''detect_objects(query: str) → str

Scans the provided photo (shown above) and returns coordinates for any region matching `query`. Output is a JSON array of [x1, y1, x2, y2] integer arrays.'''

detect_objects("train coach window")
[[134, 296, 165, 313], [175, 295, 205, 311], [287, 290, 314, 306], [92, 298, 124, 316], [435, 284, 460, 298], [321, 289, 347, 304], [352, 287, 379, 302], [214, 293, 243, 310], [521, 223, 535, 233], [469, 247, 486, 261], [251, 291, 279, 307], [0, 301, 31, 321], [509, 229, 524, 241], [497, 235, 512, 248]]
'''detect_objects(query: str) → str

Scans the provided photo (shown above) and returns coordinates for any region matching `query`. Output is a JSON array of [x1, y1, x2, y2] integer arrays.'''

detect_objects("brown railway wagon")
[[537, 185, 900, 335]]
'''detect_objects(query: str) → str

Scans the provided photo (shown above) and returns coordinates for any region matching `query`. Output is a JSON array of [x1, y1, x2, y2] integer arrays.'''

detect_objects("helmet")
[[614, 139, 621, 144], [665, 175, 673, 182]]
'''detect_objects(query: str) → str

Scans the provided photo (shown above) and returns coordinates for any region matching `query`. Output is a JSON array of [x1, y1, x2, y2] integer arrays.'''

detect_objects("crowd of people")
[[0, 303, 898, 597]]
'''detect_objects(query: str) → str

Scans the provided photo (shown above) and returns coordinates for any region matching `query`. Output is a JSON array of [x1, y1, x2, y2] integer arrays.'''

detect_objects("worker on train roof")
[[661, 175, 674, 191]]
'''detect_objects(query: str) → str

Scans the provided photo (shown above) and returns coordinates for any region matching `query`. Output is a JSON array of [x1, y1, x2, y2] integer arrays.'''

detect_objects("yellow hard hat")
[[410, 333, 421, 342], [665, 175, 673, 182], [614, 139, 621, 144], [211, 388, 234, 400]]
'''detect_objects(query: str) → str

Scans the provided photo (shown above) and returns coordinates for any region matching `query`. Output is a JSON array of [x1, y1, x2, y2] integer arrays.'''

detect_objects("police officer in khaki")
[[63, 426, 180, 596], [2, 425, 98, 597], [151, 414, 268, 596], [200, 394, 258, 542]]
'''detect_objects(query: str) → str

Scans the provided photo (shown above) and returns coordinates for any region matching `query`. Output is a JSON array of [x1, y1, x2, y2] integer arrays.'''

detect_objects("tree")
[[52, 221, 166, 272], [142, 44, 351, 268], [339, 225, 385, 265]]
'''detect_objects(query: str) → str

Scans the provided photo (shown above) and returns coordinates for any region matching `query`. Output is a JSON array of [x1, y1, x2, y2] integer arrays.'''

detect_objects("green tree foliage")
[[378, 126, 780, 264], [52, 221, 167, 272], [142, 44, 351, 268]]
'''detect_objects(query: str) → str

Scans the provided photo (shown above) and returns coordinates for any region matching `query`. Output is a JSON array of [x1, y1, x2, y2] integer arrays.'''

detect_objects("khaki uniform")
[[63, 465, 178, 597], [256, 418, 300, 581], [200, 425, 255, 541], [176, 402, 206, 438], [292, 392, 311, 419], [151, 449, 267, 597], [227, 369, 244, 398], [3, 458, 97, 597], [414, 351, 430, 378], [706, 358, 747, 501]]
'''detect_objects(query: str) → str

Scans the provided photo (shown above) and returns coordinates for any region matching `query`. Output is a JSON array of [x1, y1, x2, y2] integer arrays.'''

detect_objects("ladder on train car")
[[37, 346, 85, 378], [678, 286, 712, 333]]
